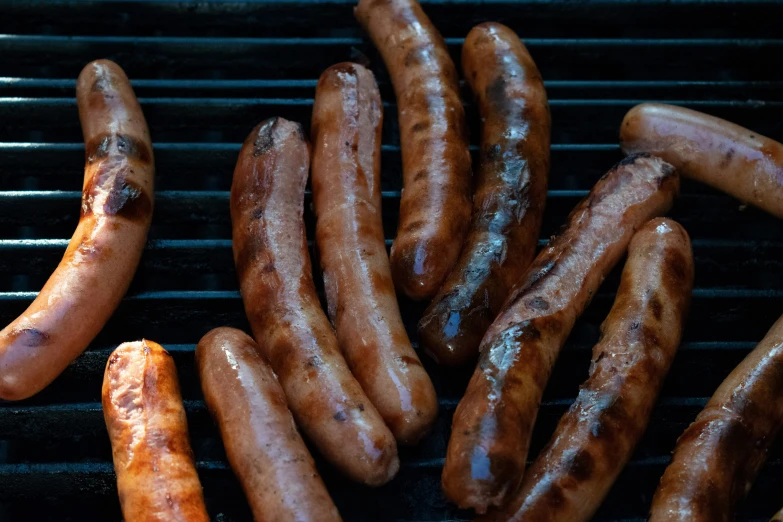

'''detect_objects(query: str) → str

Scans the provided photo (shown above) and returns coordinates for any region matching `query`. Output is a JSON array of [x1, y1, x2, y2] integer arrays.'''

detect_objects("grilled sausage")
[[196, 327, 342, 522], [773, 507, 783, 522], [311, 63, 438, 444], [102, 340, 208, 522], [443, 154, 679, 513], [649, 314, 783, 521], [481, 217, 693, 522], [231, 117, 399, 486], [0, 59, 154, 401], [355, 0, 472, 300], [418, 22, 550, 366], [620, 103, 783, 217]]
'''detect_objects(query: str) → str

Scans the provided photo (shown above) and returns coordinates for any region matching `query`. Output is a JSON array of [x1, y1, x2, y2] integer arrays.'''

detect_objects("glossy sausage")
[[231, 117, 399, 486], [481, 217, 693, 522], [102, 340, 208, 522], [196, 327, 341, 522], [443, 154, 679, 513], [311, 62, 438, 444], [649, 314, 783, 521], [620, 103, 783, 217], [418, 22, 550, 366], [355, 0, 472, 300], [0, 60, 154, 400]]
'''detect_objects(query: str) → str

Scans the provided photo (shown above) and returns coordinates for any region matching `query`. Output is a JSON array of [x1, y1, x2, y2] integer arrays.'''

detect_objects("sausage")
[[773, 508, 783, 522], [196, 327, 341, 522], [480, 217, 693, 522], [102, 340, 208, 522], [418, 22, 550, 366], [310, 63, 438, 444], [442, 153, 679, 513], [0, 59, 154, 400], [355, 0, 472, 300], [231, 117, 399, 486], [620, 102, 783, 217], [649, 314, 783, 521]]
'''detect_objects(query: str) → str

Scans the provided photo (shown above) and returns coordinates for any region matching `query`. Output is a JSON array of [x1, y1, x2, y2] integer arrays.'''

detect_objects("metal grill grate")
[[1, 0, 782, 520]]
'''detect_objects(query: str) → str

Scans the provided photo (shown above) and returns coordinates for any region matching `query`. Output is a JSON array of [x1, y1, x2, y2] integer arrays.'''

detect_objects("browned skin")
[[102, 340, 208, 522], [196, 327, 342, 522], [355, 0, 472, 301], [418, 22, 550, 367], [442, 154, 679, 513], [311, 63, 438, 445], [0, 60, 154, 401], [650, 316, 783, 521], [620, 103, 783, 218], [480, 218, 693, 522], [231, 117, 399, 486]]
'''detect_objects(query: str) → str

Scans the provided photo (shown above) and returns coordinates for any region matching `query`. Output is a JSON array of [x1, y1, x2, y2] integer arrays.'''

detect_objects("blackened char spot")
[[81, 166, 152, 222], [7, 327, 51, 347], [253, 118, 279, 157], [566, 449, 595, 482], [525, 296, 550, 311], [333, 411, 348, 422], [650, 294, 663, 321], [660, 162, 676, 177], [91, 75, 112, 93], [411, 121, 429, 133], [85, 134, 152, 164], [720, 148, 736, 168], [485, 144, 502, 160]]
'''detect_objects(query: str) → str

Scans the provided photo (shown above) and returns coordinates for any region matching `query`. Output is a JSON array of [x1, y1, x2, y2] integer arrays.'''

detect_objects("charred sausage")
[[649, 314, 783, 521], [442, 154, 679, 513], [196, 327, 341, 522], [620, 103, 783, 217], [481, 217, 693, 522], [418, 22, 550, 366], [355, 0, 472, 300], [0, 60, 154, 400], [231, 117, 399, 486], [102, 340, 208, 522], [311, 63, 438, 444]]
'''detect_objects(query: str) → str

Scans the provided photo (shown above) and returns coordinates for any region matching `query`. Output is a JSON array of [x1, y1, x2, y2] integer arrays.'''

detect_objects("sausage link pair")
[[231, 117, 399, 486], [102, 340, 208, 522], [0, 60, 154, 400], [311, 63, 438, 444], [355, 0, 472, 301], [197, 328, 341, 522], [443, 154, 679, 513], [650, 314, 783, 521], [620, 103, 783, 217], [418, 22, 550, 366], [481, 218, 693, 522]]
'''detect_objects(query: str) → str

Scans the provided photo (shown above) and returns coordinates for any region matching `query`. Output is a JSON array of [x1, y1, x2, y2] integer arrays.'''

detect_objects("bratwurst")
[[443, 154, 679, 513]]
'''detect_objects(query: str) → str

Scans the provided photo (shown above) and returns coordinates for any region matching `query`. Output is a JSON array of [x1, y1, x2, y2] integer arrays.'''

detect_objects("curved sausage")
[[442, 154, 679, 513], [649, 314, 783, 521], [481, 218, 693, 522], [355, 0, 472, 300], [231, 117, 399, 486], [196, 327, 341, 522], [620, 103, 783, 217], [311, 62, 438, 444], [418, 22, 550, 366], [0, 59, 154, 400], [102, 340, 208, 522]]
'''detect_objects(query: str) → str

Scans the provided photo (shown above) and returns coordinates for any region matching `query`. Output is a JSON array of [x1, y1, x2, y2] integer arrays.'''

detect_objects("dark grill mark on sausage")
[[7, 327, 51, 347], [566, 448, 595, 482], [525, 297, 550, 311], [485, 76, 508, 112], [85, 134, 152, 164], [650, 294, 663, 321], [81, 166, 152, 222], [252, 118, 279, 157], [720, 148, 736, 168], [411, 121, 429, 133], [485, 143, 502, 160], [333, 411, 348, 422]]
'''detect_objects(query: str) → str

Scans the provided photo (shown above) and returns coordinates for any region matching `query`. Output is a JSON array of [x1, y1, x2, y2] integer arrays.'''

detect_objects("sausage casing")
[[620, 102, 783, 217], [442, 154, 679, 513], [102, 340, 208, 522], [196, 327, 341, 522], [649, 314, 783, 521], [231, 117, 399, 486], [355, 0, 472, 300], [418, 22, 550, 366], [311, 63, 438, 444], [481, 218, 693, 522], [0, 60, 154, 400]]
